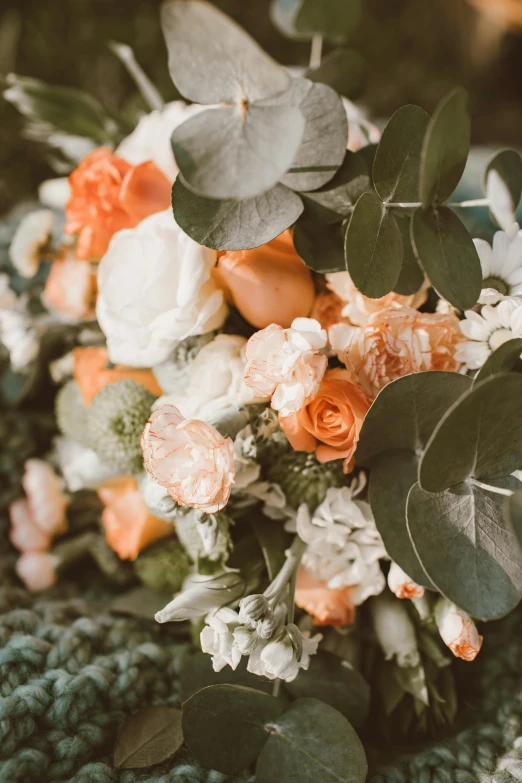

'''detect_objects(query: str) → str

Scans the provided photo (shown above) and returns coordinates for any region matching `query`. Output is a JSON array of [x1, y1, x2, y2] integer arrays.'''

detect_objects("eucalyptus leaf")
[[251, 517, 292, 581], [407, 481, 522, 620], [269, 0, 310, 41], [284, 650, 370, 728], [483, 150, 522, 233], [180, 653, 274, 702], [114, 706, 183, 769], [295, 0, 363, 42], [345, 192, 403, 298], [182, 684, 284, 775], [393, 217, 425, 295], [507, 489, 522, 547], [419, 88, 471, 206], [419, 373, 522, 492], [171, 177, 303, 250], [172, 104, 305, 200], [356, 143, 378, 173], [300, 150, 370, 224], [410, 206, 482, 309], [256, 698, 367, 783], [373, 105, 429, 204], [473, 338, 522, 384], [305, 48, 367, 100], [293, 219, 345, 272]]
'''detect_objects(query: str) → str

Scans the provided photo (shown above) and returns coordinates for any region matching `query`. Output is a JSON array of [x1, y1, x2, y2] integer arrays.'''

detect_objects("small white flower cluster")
[[0, 274, 39, 372]]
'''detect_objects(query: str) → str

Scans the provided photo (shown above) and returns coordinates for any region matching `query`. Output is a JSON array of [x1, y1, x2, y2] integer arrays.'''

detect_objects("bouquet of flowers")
[[3, 1, 522, 779]]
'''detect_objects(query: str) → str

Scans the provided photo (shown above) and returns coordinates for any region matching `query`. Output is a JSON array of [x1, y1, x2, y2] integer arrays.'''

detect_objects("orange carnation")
[[279, 367, 370, 468], [73, 346, 162, 406], [65, 148, 171, 260], [295, 568, 355, 627]]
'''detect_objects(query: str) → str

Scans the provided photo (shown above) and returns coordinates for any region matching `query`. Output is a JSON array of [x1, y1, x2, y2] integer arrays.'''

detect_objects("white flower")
[[54, 437, 120, 492], [38, 178, 70, 209], [9, 210, 53, 278], [455, 297, 522, 370], [296, 485, 386, 605], [97, 210, 228, 367], [116, 101, 205, 181], [370, 591, 420, 668], [387, 562, 424, 600], [155, 571, 244, 623], [434, 598, 483, 662], [200, 607, 243, 672], [247, 625, 321, 682], [474, 225, 522, 305], [0, 277, 38, 372]]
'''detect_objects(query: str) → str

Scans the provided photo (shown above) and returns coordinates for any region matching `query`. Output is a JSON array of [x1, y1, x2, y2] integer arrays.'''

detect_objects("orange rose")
[[295, 568, 355, 627], [97, 476, 173, 560], [65, 149, 171, 260], [279, 367, 370, 468], [43, 250, 97, 321], [213, 230, 315, 328], [73, 346, 162, 406]]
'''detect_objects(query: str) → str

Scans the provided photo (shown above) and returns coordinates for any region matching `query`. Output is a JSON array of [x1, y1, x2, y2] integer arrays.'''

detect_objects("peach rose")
[[65, 149, 171, 259], [73, 346, 162, 406], [97, 476, 172, 560], [340, 307, 463, 399], [213, 230, 316, 328], [435, 599, 483, 662], [387, 562, 424, 600], [326, 271, 429, 327], [141, 404, 235, 513], [43, 250, 97, 321], [244, 318, 327, 417], [295, 568, 355, 626], [16, 552, 59, 592]]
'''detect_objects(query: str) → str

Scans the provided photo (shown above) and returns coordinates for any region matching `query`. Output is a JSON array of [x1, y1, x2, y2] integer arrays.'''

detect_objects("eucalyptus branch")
[[264, 535, 307, 607], [109, 41, 165, 111], [309, 34, 323, 69], [470, 478, 514, 497], [384, 198, 490, 209]]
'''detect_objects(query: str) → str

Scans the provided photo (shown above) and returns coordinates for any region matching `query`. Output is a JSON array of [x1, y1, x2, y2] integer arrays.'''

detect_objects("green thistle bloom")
[[264, 449, 345, 510], [55, 380, 90, 446], [134, 540, 191, 593], [87, 379, 156, 472]]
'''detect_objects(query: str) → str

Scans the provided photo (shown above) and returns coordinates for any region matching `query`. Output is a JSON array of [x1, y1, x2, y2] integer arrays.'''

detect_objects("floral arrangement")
[[3, 0, 522, 779]]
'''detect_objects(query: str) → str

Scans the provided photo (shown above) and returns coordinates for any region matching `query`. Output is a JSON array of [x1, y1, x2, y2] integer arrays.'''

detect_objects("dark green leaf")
[[114, 706, 183, 769], [345, 192, 403, 298], [305, 48, 367, 100], [180, 653, 274, 702], [172, 177, 303, 250], [251, 517, 292, 581], [293, 219, 345, 272], [182, 684, 284, 775], [474, 338, 522, 384], [110, 587, 174, 620], [407, 481, 522, 620], [300, 150, 370, 224], [295, 0, 363, 42], [284, 651, 370, 728], [373, 105, 429, 204], [483, 150, 522, 232], [410, 206, 482, 309], [256, 698, 367, 783], [419, 374, 522, 492], [356, 143, 378, 173], [419, 88, 471, 206], [393, 217, 425, 295]]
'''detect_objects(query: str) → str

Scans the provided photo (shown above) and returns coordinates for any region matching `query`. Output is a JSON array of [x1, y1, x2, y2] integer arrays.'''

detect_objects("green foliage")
[[373, 105, 429, 204], [293, 219, 345, 272], [393, 217, 425, 295], [483, 149, 522, 232], [508, 490, 522, 547], [271, 0, 362, 43], [262, 447, 345, 510], [305, 48, 367, 100], [134, 541, 190, 593], [300, 150, 370, 224], [113, 706, 183, 769], [180, 653, 274, 702], [250, 516, 292, 581]]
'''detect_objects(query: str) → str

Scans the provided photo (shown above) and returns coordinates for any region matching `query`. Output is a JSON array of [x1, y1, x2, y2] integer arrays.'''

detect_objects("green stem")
[[264, 536, 306, 606], [309, 34, 323, 69], [470, 478, 513, 496], [109, 41, 165, 111], [384, 198, 490, 209]]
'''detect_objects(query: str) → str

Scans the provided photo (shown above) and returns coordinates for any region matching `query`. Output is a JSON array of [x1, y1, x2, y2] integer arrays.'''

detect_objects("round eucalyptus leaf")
[[182, 684, 284, 775], [419, 373, 522, 493], [293, 219, 345, 272], [161, 0, 290, 103], [473, 338, 522, 385], [305, 48, 367, 100], [410, 206, 482, 310], [269, 0, 311, 41], [393, 217, 425, 295], [113, 706, 183, 769], [172, 177, 303, 250], [356, 143, 378, 174], [419, 88, 471, 206], [300, 150, 370, 224], [483, 150, 522, 233], [256, 698, 367, 783], [295, 0, 363, 42], [345, 192, 403, 298], [373, 105, 429, 204], [284, 651, 370, 729], [180, 653, 274, 703], [407, 481, 522, 620], [172, 104, 305, 201]]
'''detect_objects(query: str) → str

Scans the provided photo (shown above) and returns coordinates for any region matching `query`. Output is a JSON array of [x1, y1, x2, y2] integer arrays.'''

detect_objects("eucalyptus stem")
[[264, 536, 307, 606], [384, 198, 490, 209], [309, 34, 323, 69], [470, 478, 514, 497], [109, 41, 165, 111]]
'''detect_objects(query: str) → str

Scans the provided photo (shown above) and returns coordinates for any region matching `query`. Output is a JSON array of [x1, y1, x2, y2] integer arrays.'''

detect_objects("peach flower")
[[326, 270, 429, 327], [213, 230, 315, 328], [387, 562, 425, 600], [73, 346, 162, 406], [9, 498, 52, 553], [97, 476, 172, 560], [279, 367, 370, 467], [310, 292, 347, 332], [435, 599, 483, 662], [65, 148, 171, 259], [339, 307, 463, 399], [43, 251, 97, 322], [141, 404, 235, 513], [16, 552, 59, 592], [244, 318, 327, 417], [9, 459, 68, 545], [295, 568, 355, 626]]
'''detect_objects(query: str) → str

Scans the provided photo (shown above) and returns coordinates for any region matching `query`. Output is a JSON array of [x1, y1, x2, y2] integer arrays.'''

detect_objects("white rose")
[[97, 210, 227, 367], [116, 101, 205, 181]]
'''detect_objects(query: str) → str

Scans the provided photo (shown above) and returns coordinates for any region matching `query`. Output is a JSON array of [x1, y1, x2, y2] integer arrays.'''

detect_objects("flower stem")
[[109, 41, 165, 111], [384, 198, 490, 209], [264, 536, 306, 606], [309, 35, 323, 69], [470, 478, 514, 496]]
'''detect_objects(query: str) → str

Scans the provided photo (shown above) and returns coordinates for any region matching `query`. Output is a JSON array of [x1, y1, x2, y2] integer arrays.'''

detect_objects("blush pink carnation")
[[141, 404, 235, 513], [9, 459, 68, 554], [16, 552, 59, 592]]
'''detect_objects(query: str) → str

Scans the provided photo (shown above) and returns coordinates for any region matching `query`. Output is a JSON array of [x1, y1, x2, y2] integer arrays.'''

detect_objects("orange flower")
[[43, 250, 97, 321], [435, 599, 483, 662], [213, 230, 315, 328], [279, 367, 370, 468], [310, 292, 347, 331], [73, 346, 162, 406], [65, 149, 171, 259], [97, 476, 173, 560], [295, 568, 355, 626]]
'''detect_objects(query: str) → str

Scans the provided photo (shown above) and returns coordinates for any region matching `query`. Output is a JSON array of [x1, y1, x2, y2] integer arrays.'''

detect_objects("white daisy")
[[9, 210, 53, 278], [475, 224, 522, 305], [455, 297, 522, 370]]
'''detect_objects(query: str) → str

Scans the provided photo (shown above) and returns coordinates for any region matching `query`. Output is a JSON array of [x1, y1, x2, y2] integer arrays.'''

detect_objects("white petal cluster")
[[9, 210, 53, 278], [0, 275, 39, 372], [474, 224, 522, 304], [455, 297, 522, 370]]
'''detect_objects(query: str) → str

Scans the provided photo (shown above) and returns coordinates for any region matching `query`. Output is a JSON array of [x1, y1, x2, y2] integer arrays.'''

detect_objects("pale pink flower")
[[243, 318, 328, 417], [435, 598, 483, 662], [9, 498, 52, 553], [387, 562, 425, 600], [16, 552, 59, 592], [141, 404, 235, 513], [21, 459, 68, 536]]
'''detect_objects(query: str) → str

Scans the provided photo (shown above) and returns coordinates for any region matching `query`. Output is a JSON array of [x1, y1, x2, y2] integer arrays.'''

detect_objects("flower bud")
[[387, 562, 425, 600], [239, 594, 270, 626], [257, 613, 278, 639], [370, 591, 420, 668], [233, 625, 261, 655], [434, 598, 483, 662], [155, 571, 244, 623]]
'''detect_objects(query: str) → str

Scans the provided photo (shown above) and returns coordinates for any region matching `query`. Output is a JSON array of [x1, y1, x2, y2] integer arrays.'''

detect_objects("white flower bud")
[[247, 626, 321, 683], [155, 572, 244, 623], [257, 613, 278, 639], [233, 625, 260, 655], [434, 598, 483, 662], [387, 562, 425, 600], [200, 607, 242, 672], [238, 594, 270, 626], [370, 592, 420, 668]]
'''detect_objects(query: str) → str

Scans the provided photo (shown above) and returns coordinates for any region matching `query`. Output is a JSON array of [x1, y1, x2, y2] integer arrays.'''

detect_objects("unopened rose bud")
[[239, 594, 270, 626], [155, 571, 244, 623], [434, 598, 483, 662], [387, 562, 425, 600], [370, 591, 420, 668]]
